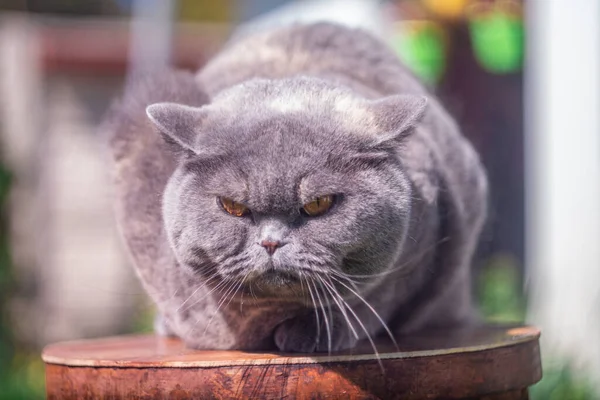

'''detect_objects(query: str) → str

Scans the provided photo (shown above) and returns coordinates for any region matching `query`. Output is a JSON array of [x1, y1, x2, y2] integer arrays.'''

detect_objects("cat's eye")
[[219, 197, 250, 217], [302, 195, 335, 217]]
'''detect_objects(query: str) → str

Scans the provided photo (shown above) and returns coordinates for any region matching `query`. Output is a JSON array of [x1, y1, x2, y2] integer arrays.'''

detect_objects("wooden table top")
[[43, 324, 539, 368], [42, 324, 542, 400]]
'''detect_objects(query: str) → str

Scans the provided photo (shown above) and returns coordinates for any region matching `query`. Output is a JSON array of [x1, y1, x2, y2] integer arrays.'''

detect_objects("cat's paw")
[[274, 312, 358, 353]]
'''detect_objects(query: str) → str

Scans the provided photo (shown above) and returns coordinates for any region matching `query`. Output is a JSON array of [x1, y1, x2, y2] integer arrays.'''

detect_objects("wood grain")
[[43, 324, 542, 399]]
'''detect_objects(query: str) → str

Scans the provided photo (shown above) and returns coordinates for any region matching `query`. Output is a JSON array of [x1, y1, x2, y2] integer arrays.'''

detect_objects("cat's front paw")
[[274, 312, 358, 353]]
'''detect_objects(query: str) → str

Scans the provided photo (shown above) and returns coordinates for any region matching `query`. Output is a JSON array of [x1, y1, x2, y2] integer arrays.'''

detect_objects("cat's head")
[[147, 77, 427, 302]]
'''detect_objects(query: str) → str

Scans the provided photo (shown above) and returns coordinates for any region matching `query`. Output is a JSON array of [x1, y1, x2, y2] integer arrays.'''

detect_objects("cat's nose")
[[260, 240, 282, 255]]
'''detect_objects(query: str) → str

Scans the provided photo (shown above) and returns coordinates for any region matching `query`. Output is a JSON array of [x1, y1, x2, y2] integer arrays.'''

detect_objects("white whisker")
[[321, 278, 359, 340], [329, 285, 384, 371], [310, 277, 332, 355], [331, 276, 398, 351], [239, 272, 251, 314], [176, 273, 221, 312], [200, 279, 240, 335], [302, 273, 321, 346], [179, 277, 229, 313]]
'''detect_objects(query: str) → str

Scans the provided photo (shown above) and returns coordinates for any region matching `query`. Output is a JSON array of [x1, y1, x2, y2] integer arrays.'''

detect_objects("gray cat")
[[105, 22, 487, 354]]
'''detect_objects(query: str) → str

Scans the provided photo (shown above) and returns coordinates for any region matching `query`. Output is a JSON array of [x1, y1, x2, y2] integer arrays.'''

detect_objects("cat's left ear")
[[366, 95, 428, 145], [146, 102, 208, 153]]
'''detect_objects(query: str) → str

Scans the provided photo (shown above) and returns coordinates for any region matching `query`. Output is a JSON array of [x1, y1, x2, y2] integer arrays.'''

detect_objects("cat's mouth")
[[256, 269, 299, 286], [244, 269, 303, 297]]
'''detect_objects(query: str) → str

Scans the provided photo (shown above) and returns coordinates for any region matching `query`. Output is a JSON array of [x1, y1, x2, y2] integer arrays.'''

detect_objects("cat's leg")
[[274, 280, 401, 353]]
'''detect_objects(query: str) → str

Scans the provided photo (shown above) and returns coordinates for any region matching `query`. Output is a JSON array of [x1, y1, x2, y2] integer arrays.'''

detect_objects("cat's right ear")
[[367, 95, 428, 146], [146, 102, 208, 153]]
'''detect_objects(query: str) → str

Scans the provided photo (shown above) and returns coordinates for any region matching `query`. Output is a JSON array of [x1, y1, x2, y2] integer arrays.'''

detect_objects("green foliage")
[[477, 256, 599, 399], [0, 162, 45, 400], [530, 365, 598, 400], [0, 353, 45, 400], [0, 163, 16, 384], [469, 11, 524, 74], [129, 301, 156, 334], [392, 22, 446, 86], [477, 254, 526, 323]]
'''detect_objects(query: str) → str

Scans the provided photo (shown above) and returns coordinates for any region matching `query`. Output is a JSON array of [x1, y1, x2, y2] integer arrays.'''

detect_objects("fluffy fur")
[[105, 23, 488, 353]]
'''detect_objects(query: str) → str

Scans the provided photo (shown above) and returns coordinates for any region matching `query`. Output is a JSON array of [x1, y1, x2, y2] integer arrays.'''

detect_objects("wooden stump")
[[42, 324, 541, 399]]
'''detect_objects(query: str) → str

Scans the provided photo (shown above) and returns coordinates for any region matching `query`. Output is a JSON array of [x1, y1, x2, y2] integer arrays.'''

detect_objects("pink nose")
[[261, 240, 281, 255]]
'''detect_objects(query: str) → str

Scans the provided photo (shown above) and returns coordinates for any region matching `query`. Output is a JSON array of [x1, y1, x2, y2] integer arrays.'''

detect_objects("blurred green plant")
[[477, 254, 526, 323], [530, 365, 598, 400], [467, 1, 524, 74], [477, 255, 599, 400], [0, 353, 45, 400], [129, 300, 156, 334], [0, 162, 45, 400], [392, 21, 447, 86]]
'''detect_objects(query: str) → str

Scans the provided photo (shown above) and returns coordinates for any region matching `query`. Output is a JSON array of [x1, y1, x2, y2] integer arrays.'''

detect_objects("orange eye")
[[219, 197, 250, 217], [302, 195, 334, 217]]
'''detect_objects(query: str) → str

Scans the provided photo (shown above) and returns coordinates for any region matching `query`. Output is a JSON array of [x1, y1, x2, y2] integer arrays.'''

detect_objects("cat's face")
[[149, 78, 426, 302]]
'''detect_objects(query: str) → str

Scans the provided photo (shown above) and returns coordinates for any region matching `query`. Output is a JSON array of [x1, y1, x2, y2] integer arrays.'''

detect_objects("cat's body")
[[106, 23, 487, 352]]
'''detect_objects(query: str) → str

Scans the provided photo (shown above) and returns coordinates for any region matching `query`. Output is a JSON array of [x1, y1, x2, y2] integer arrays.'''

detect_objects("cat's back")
[[197, 22, 425, 97]]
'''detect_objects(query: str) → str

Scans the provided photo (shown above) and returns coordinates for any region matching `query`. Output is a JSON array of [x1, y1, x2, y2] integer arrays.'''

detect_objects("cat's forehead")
[[212, 78, 378, 135], [233, 115, 327, 166], [212, 116, 340, 195]]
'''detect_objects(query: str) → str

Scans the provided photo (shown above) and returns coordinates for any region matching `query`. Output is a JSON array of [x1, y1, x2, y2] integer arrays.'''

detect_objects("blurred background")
[[0, 0, 597, 398]]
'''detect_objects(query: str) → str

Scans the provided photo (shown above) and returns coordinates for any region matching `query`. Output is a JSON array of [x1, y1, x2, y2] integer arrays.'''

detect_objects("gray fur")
[[105, 23, 487, 353]]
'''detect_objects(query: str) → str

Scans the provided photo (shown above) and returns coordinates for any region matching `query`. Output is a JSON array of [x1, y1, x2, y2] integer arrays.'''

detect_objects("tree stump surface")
[[42, 324, 541, 399]]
